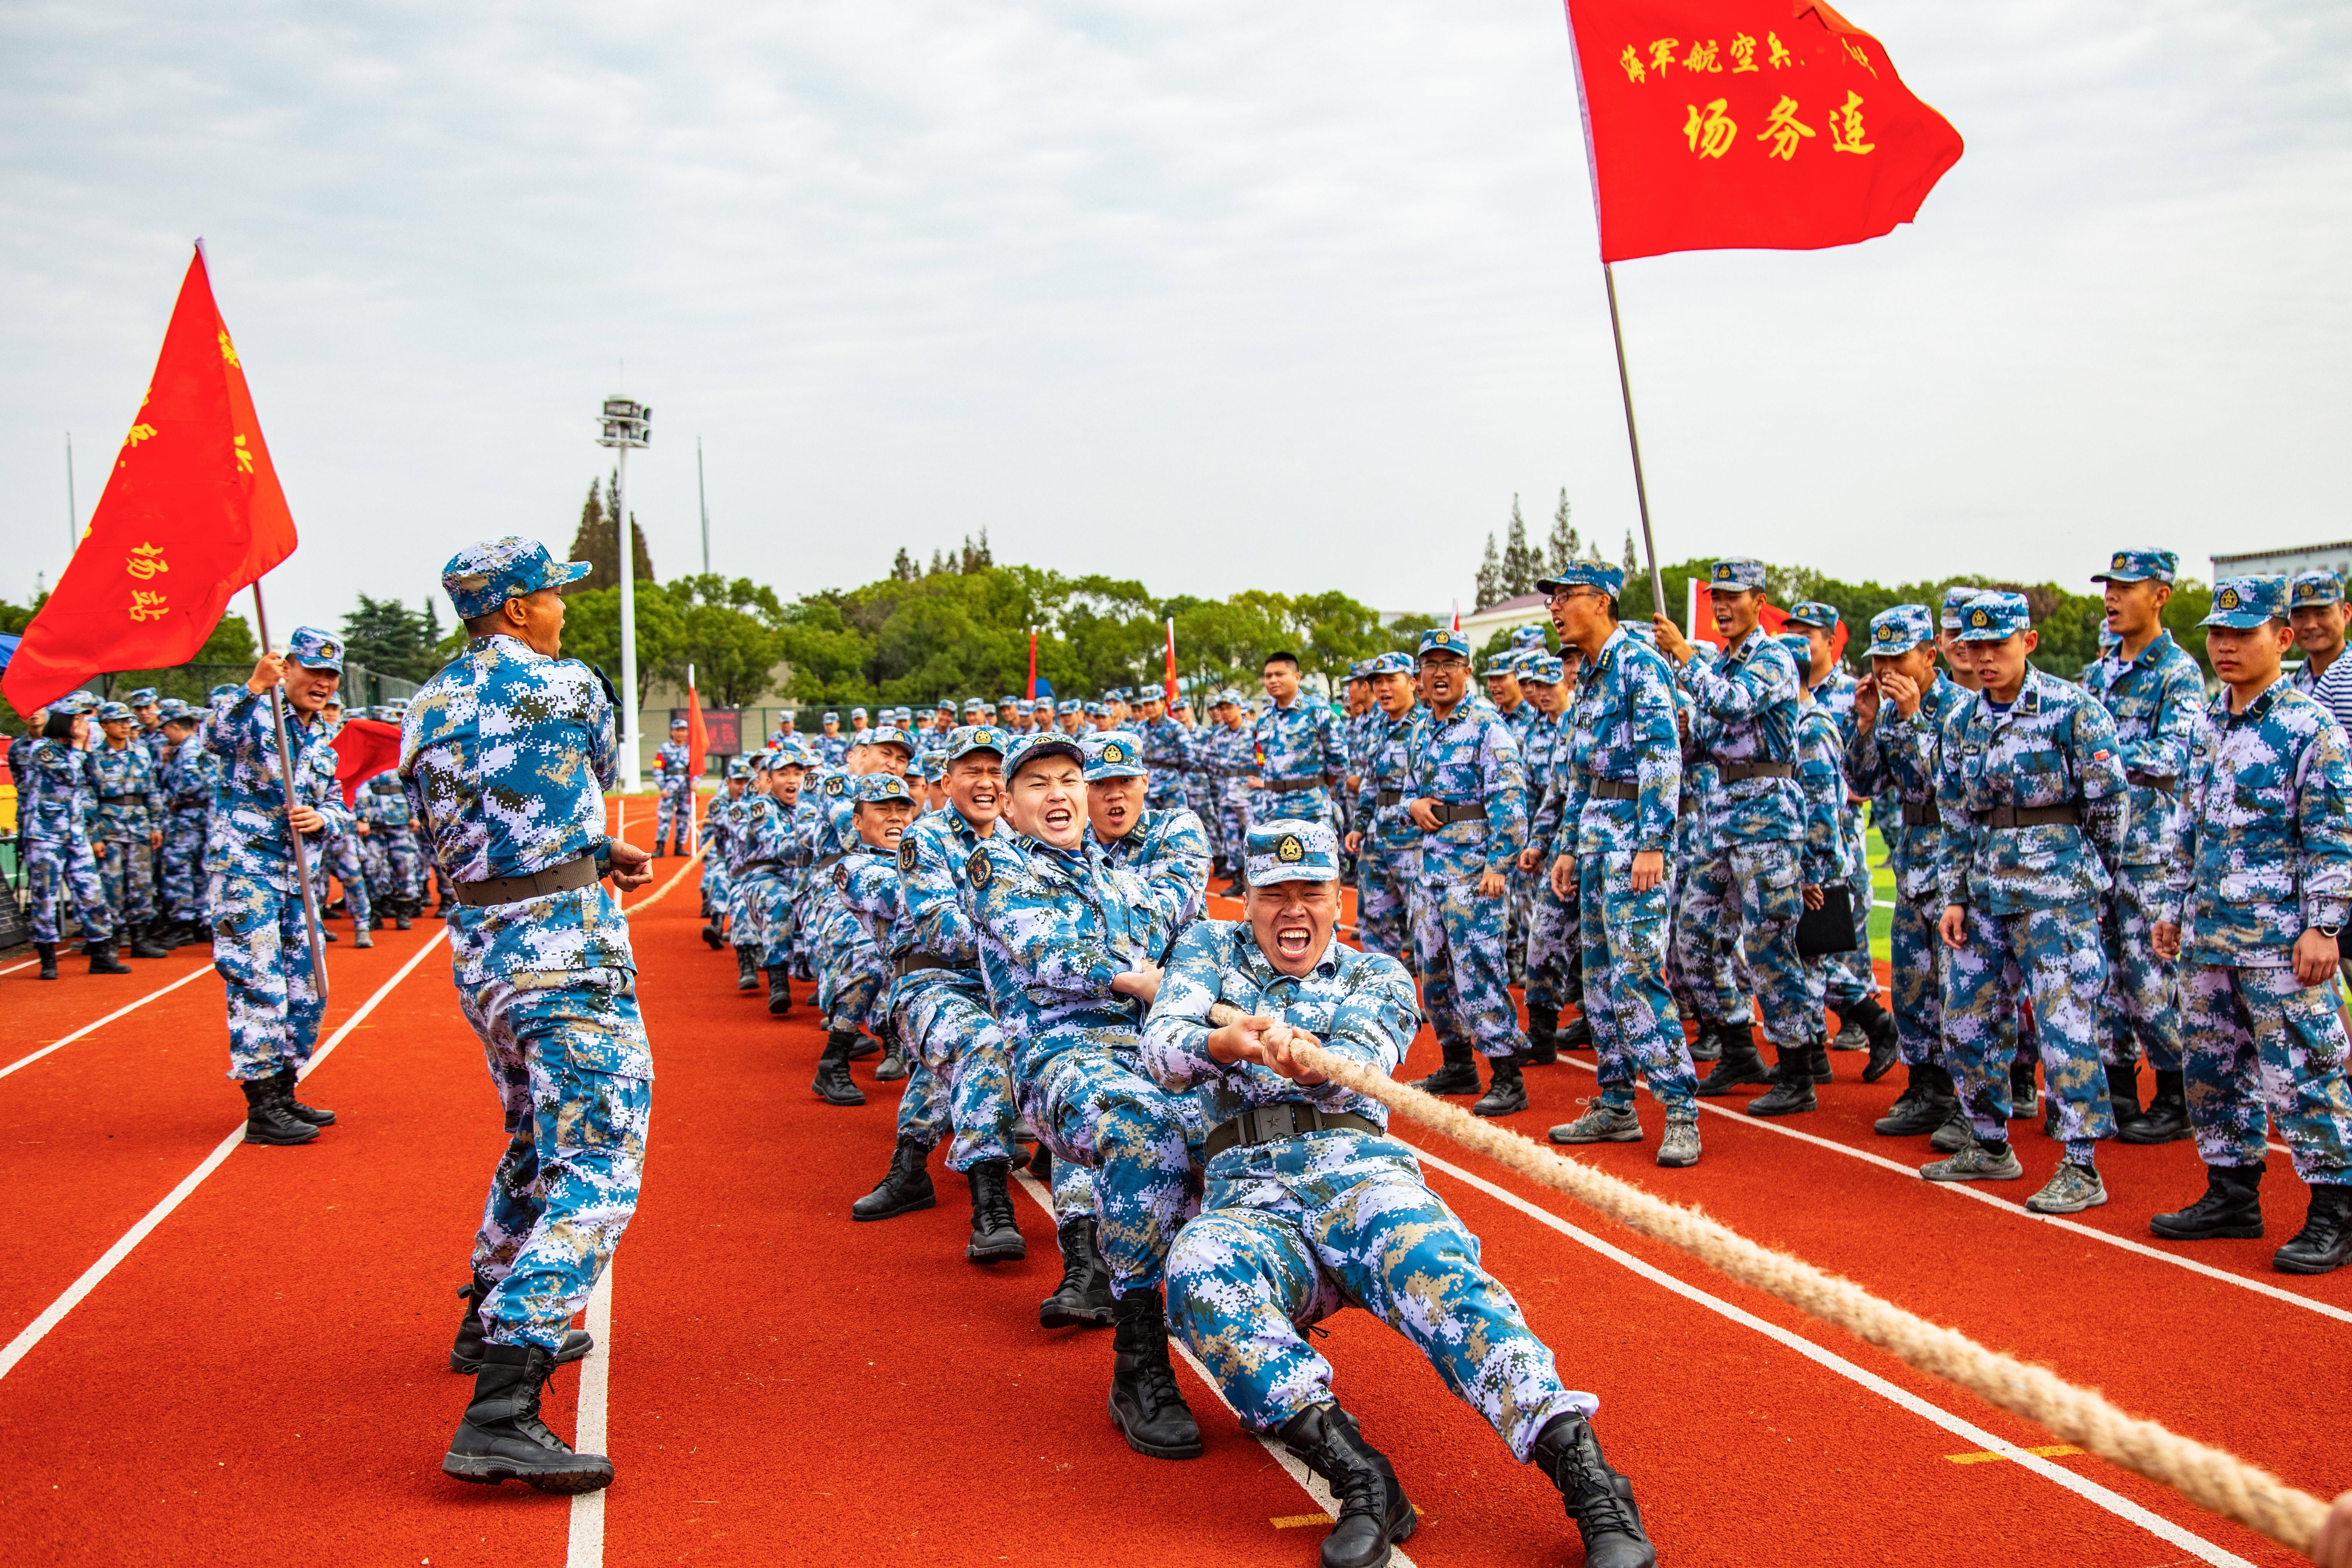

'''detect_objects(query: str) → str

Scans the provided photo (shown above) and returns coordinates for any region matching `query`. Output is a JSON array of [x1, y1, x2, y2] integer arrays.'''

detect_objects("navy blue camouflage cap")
[[918, 751, 947, 781], [1346, 659, 1372, 681], [1772, 633, 1815, 663], [1419, 628, 1473, 661], [1058, 699, 1083, 715], [1520, 654, 1566, 684], [1709, 558, 1767, 593], [821, 711, 839, 724], [1013, 698, 1034, 714], [440, 535, 593, 620], [854, 772, 916, 804], [1366, 651, 1414, 677], [669, 716, 688, 731], [1245, 817, 1340, 887], [208, 683, 241, 703], [95, 700, 133, 723], [125, 687, 159, 707], [1939, 586, 1983, 630], [962, 698, 988, 716], [1005, 729, 1085, 779], [850, 706, 869, 722], [945, 724, 1009, 762], [2091, 548, 2178, 585], [865, 724, 914, 754], [1083, 730, 1146, 780], [1169, 691, 1193, 709], [1083, 701, 1105, 717], [1509, 625, 1550, 651], [936, 697, 958, 713], [1000, 695, 1020, 708], [2201, 576, 2289, 630], [726, 757, 750, 778], [51, 691, 96, 716], [1956, 591, 2032, 642], [2291, 570, 2344, 609], [1785, 600, 1840, 630], [1482, 653, 1522, 678], [287, 625, 344, 672], [156, 697, 192, 721], [1536, 560, 1624, 597], [1866, 604, 1935, 656]]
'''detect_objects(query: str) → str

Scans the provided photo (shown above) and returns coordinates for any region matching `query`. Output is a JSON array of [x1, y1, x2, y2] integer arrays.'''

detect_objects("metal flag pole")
[[65, 432, 78, 554], [249, 583, 331, 1001], [697, 437, 710, 578], [686, 662, 699, 859], [1602, 262, 1666, 616]]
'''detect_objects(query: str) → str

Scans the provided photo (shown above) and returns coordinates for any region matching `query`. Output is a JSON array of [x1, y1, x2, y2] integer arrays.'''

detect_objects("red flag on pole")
[[685, 667, 706, 855], [1163, 619, 1179, 707], [1561, 0, 1964, 263], [1450, 601, 1461, 634], [330, 719, 402, 809], [1689, 586, 1845, 660], [3, 246, 299, 715], [1026, 629, 1038, 702]]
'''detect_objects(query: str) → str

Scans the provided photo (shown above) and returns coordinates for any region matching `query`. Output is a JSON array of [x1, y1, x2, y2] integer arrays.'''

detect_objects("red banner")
[[1563, 0, 1963, 262], [1691, 586, 1848, 660], [3, 247, 299, 714], [331, 719, 402, 809]]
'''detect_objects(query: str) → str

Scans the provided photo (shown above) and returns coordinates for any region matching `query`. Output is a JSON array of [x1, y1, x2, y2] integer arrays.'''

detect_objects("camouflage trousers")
[[1942, 903, 2113, 1161], [458, 966, 652, 1352], [1051, 1155, 1098, 1224], [1505, 865, 1535, 988], [159, 806, 209, 924], [24, 832, 114, 945], [1720, 840, 1818, 1054], [895, 1058, 950, 1148], [1354, 842, 1414, 965], [211, 867, 326, 1080], [1182, 776, 1219, 859], [2100, 863, 2182, 1073], [1409, 877, 1527, 1061], [894, 976, 1022, 1171], [733, 870, 795, 970], [816, 907, 887, 1034], [655, 785, 692, 854], [1524, 867, 1582, 1015], [93, 812, 158, 925], [1820, 849, 1879, 1008], [1578, 852, 1696, 1114], [1218, 786, 1252, 870], [312, 831, 370, 927], [377, 826, 428, 906], [1028, 1044, 1197, 1295], [1666, 843, 1752, 1029], [1166, 1130, 1596, 1457], [1887, 894, 1947, 1067], [2179, 962, 2352, 1184], [1145, 776, 1185, 814]]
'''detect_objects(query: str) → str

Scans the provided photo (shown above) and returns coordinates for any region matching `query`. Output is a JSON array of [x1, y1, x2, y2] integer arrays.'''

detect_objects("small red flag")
[[1562, 0, 1963, 262], [331, 719, 402, 809], [685, 677, 708, 779], [1163, 619, 1179, 708], [3, 247, 298, 715], [1026, 630, 1038, 702], [1689, 587, 1844, 661]]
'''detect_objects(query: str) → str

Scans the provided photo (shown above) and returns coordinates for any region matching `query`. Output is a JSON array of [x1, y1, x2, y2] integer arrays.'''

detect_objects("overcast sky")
[[3, 0, 2347, 634]]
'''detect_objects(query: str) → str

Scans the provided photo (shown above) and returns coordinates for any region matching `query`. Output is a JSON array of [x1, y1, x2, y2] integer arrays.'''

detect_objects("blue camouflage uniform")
[[2162, 578, 2352, 1186], [1935, 592, 2131, 1169], [1212, 699, 1256, 862], [13, 698, 116, 947], [1787, 601, 1879, 1012], [654, 726, 693, 854], [1151, 820, 1600, 1457], [360, 771, 430, 912], [308, 713, 373, 935], [90, 704, 164, 931], [1140, 709, 1190, 813], [1347, 653, 1421, 964], [402, 538, 651, 1352], [1251, 684, 1349, 834], [158, 706, 221, 930], [836, 772, 940, 1124], [816, 716, 848, 767], [1519, 653, 1582, 1024], [1789, 647, 1853, 1027]]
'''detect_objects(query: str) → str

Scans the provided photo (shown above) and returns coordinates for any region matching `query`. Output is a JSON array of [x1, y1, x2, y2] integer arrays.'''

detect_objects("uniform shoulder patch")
[[967, 847, 993, 889], [899, 839, 918, 872], [825, 774, 846, 797]]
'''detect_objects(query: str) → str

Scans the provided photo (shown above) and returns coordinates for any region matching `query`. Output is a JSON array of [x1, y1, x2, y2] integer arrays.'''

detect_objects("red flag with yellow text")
[[1562, 0, 1963, 262], [3, 247, 297, 714]]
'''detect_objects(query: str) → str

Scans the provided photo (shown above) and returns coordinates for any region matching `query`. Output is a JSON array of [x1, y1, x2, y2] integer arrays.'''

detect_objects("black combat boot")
[[35, 942, 59, 980], [450, 1276, 591, 1373], [965, 1159, 1026, 1262], [1807, 1040, 1834, 1085], [874, 1031, 909, 1081], [1410, 1041, 1482, 1097], [130, 921, 171, 958], [1874, 1062, 1956, 1137], [1696, 1026, 1772, 1096], [442, 1342, 613, 1493], [2150, 1163, 2264, 1241], [1524, 1004, 1560, 1067], [701, 919, 724, 950], [812, 1030, 867, 1106], [2009, 1058, 2039, 1120], [1040, 1218, 1117, 1328], [2106, 1061, 2153, 1140], [239, 1075, 320, 1146], [1531, 1413, 1656, 1568], [1472, 1053, 1529, 1117], [844, 1031, 881, 1061], [851, 1137, 937, 1221], [734, 945, 760, 991], [765, 967, 793, 1017], [1843, 997, 1900, 1083], [1556, 1010, 1594, 1049], [2274, 1183, 2352, 1275], [1107, 1289, 1202, 1459], [1277, 1403, 1417, 1568], [2121, 1068, 2189, 1144], [85, 937, 130, 975], [1684, 1019, 1722, 1063], [271, 1065, 336, 1126], [394, 910, 413, 931], [1745, 1047, 1818, 1117]]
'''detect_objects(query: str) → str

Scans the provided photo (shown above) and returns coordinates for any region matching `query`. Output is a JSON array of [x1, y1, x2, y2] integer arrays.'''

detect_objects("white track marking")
[[1010, 1170, 1420, 1565], [0, 927, 448, 1383], [0, 958, 35, 977], [1411, 1149, 2254, 1568], [1540, 1051, 2352, 1325], [1, 962, 217, 1080], [566, 1263, 616, 1568]]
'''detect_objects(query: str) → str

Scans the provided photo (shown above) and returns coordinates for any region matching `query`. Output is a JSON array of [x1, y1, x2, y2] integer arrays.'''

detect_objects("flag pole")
[[1602, 263, 1666, 616], [249, 582, 331, 1001]]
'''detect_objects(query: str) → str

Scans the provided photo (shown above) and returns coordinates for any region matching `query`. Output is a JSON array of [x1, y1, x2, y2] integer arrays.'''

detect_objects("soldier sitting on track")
[[1141, 818, 1656, 1568]]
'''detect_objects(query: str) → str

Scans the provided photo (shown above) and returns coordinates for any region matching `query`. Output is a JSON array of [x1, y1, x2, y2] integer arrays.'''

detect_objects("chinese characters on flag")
[[1564, 0, 1963, 262], [2, 246, 299, 715]]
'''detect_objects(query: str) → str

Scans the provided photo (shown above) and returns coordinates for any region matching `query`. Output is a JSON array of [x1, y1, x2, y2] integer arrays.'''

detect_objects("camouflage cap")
[[1536, 560, 1624, 597], [51, 691, 96, 716], [95, 700, 133, 723], [1955, 591, 2032, 642], [1481, 653, 1522, 679], [962, 698, 988, 716], [865, 724, 914, 754], [850, 706, 869, 721], [669, 716, 688, 731], [1083, 702, 1106, 717], [156, 698, 193, 721], [726, 757, 751, 779], [2091, 548, 2178, 585], [822, 711, 839, 724], [1509, 625, 1551, 651], [1367, 651, 1415, 677], [1058, 699, 1083, 715], [1709, 558, 1767, 593], [125, 687, 159, 707], [1784, 600, 1840, 630], [2201, 576, 2289, 630], [441, 536, 592, 621], [208, 683, 242, 703], [2290, 570, 2344, 609], [918, 751, 947, 781], [1013, 699, 1035, 714], [286, 625, 344, 672], [1418, 628, 1473, 661], [1520, 654, 1566, 684], [1939, 586, 1983, 630], [1083, 730, 1146, 781], [1866, 604, 1936, 657], [1000, 695, 1020, 708], [1345, 659, 1371, 681], [1005, 730, 1085, 779], [854, 772, 916, 804], [944, 724, 1009, 762], [1246, 818, 1340, 887]]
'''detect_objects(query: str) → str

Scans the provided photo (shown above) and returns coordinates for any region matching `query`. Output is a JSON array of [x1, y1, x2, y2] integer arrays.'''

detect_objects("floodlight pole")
[[697, 436, 711, 577], [597, 397, 652, 792]]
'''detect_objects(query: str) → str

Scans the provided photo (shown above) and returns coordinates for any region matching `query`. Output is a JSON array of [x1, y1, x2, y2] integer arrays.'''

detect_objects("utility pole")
[[697, 436, 711, 577], [596, 395, 652, 791]]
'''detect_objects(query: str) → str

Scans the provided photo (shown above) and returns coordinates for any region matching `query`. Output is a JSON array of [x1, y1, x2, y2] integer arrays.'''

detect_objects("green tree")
[[561, 580, 682, 704], [1500, 495, 1541, 599], [340, 595, 442, 682], [661, 575, 791, 706], [567, 475, 654, 591], [1474, 532, 1503, 610], [1545, 491, 1579, 578]]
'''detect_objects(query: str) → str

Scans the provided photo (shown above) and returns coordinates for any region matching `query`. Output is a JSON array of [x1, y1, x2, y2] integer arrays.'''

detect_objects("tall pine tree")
[[1545, 489, 1579, 577], [1500, 495, 1541, 598], [566, 473, 654, 591], [1474, 532, 1504, 610]]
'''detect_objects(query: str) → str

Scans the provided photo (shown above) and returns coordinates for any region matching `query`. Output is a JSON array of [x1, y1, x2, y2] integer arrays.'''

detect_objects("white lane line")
[[0, 959, 35, 977], [1542, 1051, 2352, 1325], [1411, 1149, 2254, 1568], [565, 1262, 616, 1568], [2, 962, 218, 1080], [1009, 1171, 1419, 1565], [0, 927, 449, 1384]]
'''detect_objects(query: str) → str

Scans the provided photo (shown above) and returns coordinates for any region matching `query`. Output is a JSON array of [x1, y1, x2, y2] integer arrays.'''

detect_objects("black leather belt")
[[1260, 776, 1325, 793], [1717, 761, 1794, 782], [453, 852, 600, 908], [1986, 804, 2081, 829], [1203, 1102, 1382, 1162], [809, 851, 845, 874], [1584, 778, 1638, 802], [1376, 788, 1404, 807], [1901, 799, 1942, 827], [894, 952, 977, 979], [2125, 771, 2176, 794], [1421, 802, 1487, 827], [97, 794, 138, 805]]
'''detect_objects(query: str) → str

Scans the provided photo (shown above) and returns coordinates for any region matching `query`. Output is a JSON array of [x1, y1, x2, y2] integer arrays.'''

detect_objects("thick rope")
[[1243, 1021, 2327, 1554]]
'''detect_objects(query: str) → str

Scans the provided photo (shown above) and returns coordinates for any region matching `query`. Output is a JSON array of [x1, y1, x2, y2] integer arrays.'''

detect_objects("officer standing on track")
[[90, 700, 170, 958], [405, 536, 655, 1497], [654, 716, 693, 857], [13, 696, 127, 980], [1344, 651, 1421, 965]]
